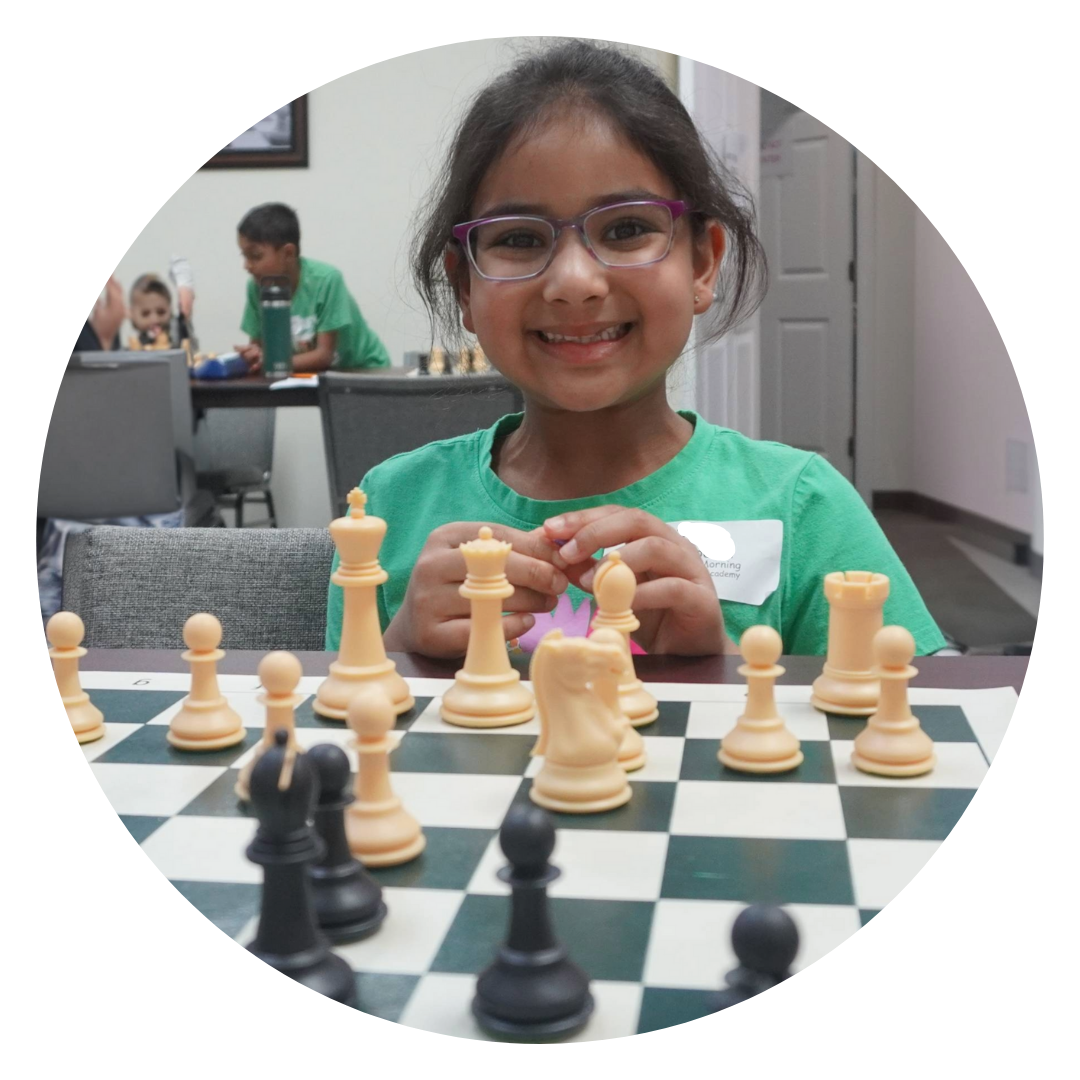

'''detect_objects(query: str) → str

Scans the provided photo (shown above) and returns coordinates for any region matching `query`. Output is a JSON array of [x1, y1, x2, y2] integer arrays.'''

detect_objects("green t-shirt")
[[241, 257, 390, 369], [325, 411, 945, 656]]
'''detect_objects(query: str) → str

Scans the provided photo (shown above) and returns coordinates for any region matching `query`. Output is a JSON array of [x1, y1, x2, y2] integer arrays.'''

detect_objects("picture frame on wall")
[[202, 97, 309, 169]]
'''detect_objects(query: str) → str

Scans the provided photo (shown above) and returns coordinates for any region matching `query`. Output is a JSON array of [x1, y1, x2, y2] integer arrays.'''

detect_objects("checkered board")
[[79, 668, 1016, 1041]]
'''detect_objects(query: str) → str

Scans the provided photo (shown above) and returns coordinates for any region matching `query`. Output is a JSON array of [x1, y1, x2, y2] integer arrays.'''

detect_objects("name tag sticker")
[[671, 519, 783, 605]]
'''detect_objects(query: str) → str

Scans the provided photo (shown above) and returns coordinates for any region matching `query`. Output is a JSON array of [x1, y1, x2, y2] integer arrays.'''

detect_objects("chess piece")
[[471, 344, 490, 372], [345, 685, 425, 866], [712, 905, 799, 1012], [718, 626, 803, 773], [810, 571, 890, 715], [47, 611, 104, 744], [590, 551, 659, 727], [307, 742, 388, 943], [235, 652, 303, 803], [314, 489, 414, 721], [455, 346, 471, 374], [167, 614, 245, 751], [851, 626, 936, 777], [529, 631, 631, 814], [246, 729, 356, 1006], [589, 627, 646, 772], [473, 804, 594, 1040], [440, 526, 536, 728], [428, 346, 447, 375]]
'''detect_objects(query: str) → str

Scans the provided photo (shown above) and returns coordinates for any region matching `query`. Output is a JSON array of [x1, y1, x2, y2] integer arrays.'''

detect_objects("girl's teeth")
[[540, 324, 628, 344]]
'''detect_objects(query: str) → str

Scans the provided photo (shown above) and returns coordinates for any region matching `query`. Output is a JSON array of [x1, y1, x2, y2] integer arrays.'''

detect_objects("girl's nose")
[[541, 229, 608, 304]]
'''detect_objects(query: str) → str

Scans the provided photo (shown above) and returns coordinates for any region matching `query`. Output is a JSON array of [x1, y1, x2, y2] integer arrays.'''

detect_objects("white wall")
[[113, 38, 673, 526], [911, 212, 1036, 533]]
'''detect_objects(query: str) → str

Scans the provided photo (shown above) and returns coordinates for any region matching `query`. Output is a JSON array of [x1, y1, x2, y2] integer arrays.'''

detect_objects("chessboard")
[[78, 665, 1017, 1041]]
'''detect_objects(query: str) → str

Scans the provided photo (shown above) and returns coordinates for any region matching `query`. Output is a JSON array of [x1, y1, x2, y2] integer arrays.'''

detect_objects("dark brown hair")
[[129, 274, 171, 305], [412, 39, 767, 349]]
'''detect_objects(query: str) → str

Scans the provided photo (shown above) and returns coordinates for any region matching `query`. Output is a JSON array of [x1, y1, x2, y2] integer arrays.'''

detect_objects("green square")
[[352, 973, 420, 1023], [370, 827, 494, 890], [95, 724, 260, 768], [87, 689, 186, 725], [294, 695, 432, 730], [430, 894, 655, 982], [171, 879, 261, 939], [826, 705, 975, 744], [179, 770, 254, 818], [679, 738, 836, 784], [660, 835, 855, 905], [841, 787, 975, 841], [637, 987, 718, 1033], [510, 779, 676, 832], [859, 909, 879, 926], [392, 732, 534, 775], [121, 814, 168, 843], [646, 700, 691, 737]]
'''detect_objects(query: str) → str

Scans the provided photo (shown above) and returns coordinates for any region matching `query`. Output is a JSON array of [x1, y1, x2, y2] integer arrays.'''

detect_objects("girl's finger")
[[548, 508, 676, 563]]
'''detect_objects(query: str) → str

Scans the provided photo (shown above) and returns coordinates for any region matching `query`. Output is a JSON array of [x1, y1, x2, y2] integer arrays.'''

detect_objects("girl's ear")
[[692, 220, 726, 316], [444, 247, 476, 333]]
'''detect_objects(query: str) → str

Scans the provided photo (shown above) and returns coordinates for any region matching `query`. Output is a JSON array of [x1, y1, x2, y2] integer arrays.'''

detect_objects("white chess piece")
[[589, 627, 646, 772], [47, 611, 105, 744], [235, 651, 303, 802]]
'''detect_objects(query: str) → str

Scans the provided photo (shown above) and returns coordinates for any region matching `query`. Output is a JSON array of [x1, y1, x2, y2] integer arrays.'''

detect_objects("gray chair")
[[318, 371, 524, 517], [62, 525, 334, 650], [194, 408, 277, 528]]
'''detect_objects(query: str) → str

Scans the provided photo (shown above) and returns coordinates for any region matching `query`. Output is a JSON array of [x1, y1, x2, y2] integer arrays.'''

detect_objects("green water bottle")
[[260, 276, 292, 377]]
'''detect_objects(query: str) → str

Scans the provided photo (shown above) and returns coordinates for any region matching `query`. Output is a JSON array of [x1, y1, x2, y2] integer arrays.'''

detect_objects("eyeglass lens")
[[469, 202, 675, 279]]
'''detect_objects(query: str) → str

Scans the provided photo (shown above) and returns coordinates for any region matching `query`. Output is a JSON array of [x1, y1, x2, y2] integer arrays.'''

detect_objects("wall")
[[113, 38, 673, 526], [912, 212, 1036, 533]]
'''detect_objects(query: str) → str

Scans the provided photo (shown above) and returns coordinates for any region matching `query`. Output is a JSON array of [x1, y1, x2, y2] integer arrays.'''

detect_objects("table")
[[190, 375, 318, 410]]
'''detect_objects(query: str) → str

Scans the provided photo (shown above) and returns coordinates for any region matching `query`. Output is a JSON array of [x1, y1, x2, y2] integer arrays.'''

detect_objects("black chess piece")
[[307, 742, 387, 943], [246, 729, 356, 1006], [472, 803, 593, 1041], [712, 904, 799, 1012]]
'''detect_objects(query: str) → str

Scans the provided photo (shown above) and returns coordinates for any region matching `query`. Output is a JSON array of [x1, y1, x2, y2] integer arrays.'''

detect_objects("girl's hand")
[[235, 342, 263, 373], [384, 523, 569, 658], [543, 507, 732, 656]]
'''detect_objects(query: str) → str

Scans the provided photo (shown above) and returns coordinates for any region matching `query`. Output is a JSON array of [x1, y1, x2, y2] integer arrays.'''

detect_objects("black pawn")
[[307, 742, 387, 943], [472, 804, 593, 1041], [712, 904, 799, 1012], [246, 729, 356, 1006]]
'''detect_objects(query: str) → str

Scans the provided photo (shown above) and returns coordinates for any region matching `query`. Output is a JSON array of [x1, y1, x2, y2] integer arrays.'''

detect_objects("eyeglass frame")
[[451, 199, 694, 282]]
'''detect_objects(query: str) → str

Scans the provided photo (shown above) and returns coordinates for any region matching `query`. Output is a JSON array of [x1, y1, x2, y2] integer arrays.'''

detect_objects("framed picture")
[[202, 97, 309, 169]]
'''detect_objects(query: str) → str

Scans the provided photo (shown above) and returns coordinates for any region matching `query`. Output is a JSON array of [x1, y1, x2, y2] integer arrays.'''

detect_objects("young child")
[[325, 40, 945, 660], [235, 203, 390, 373], [126, 257, 196, 349]]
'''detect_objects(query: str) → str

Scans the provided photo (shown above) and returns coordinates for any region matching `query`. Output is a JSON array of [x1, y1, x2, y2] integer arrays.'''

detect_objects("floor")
[[875, 510, 1039, 654]]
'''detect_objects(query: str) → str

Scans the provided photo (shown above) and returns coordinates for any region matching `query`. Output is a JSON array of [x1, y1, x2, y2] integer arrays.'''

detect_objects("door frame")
[[854, 150, 878, 505]]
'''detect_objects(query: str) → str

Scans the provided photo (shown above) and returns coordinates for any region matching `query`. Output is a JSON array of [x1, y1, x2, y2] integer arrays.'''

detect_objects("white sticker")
[[671, 520, 784, 605]]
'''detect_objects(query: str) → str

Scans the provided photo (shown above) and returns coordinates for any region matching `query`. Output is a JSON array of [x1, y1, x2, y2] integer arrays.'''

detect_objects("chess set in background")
[[47, 489, 1017, 1041]]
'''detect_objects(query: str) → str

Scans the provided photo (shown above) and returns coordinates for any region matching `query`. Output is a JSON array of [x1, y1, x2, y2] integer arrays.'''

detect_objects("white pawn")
[[168, 614, 246, 751], [235, 652, 303, 802], [851, 627, 936, 777], [589, 628, 646, 772], [47, 611, 105, 745], [718, 626, 803, 773], [346, 685, 425, 867]]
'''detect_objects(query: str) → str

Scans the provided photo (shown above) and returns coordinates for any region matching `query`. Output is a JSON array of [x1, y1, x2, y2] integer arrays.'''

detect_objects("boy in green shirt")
[[235, 202, 390, 373]]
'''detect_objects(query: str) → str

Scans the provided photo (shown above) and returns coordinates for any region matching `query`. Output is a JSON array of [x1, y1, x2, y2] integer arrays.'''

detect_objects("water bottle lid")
[[260, 275, 292, 302]]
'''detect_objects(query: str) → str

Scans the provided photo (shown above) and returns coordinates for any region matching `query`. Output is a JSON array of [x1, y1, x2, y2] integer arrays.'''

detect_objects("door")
[[758, 96, 855, 478]]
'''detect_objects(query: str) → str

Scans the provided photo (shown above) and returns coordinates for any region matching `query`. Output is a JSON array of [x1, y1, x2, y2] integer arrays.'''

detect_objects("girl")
[[325, 40, 944, 660]]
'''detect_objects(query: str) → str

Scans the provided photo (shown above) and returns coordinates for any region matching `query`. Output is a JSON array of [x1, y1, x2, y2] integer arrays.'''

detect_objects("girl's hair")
[[412, 39, 767, 349]]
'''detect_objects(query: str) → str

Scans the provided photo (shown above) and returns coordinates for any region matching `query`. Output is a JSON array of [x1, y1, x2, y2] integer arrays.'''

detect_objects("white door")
[[758, 97, 855, 478]]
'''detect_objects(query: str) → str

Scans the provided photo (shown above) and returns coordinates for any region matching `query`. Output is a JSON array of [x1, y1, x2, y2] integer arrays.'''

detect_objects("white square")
[[687, 701, 829, 742], [670, 780, 847, 840], [81, 723, 141, 762], [408, 697, 542, 737], [90, 762, 226, 816], [831, 741, 988, 788], [139, 815, 261, 884], [400, 972, 642, 1042], [643, 898, 862, 989], [229, 726, 388, 772], [846, 838, 942, 909], [391, 773, 522, 829], [633, 737, 686, 782], [148, 692, 291, 730], [467, 829, 669, 901], [333, 888, 465, 974]]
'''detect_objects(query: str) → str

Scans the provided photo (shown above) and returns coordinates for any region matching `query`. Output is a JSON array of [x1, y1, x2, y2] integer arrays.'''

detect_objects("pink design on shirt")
[[515, 592, 646, 654]]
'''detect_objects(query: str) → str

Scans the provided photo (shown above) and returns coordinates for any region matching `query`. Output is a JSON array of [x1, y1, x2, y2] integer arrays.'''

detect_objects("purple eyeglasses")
[[452, 199, 692, 281]]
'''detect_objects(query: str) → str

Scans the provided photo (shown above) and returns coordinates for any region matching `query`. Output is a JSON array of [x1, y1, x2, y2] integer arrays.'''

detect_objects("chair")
[[194, 408, 277, 528], [61, 525, 334, 650], [318, 371, 524, 517]]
